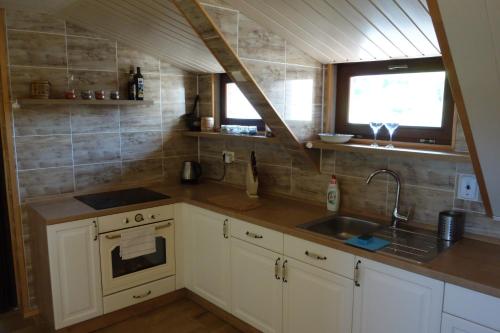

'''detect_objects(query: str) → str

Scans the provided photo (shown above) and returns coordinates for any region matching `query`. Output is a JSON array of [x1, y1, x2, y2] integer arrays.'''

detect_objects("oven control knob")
[[123, 218, 129, 224], [150, 214, 156, 220], [135, 214, 144, 222]]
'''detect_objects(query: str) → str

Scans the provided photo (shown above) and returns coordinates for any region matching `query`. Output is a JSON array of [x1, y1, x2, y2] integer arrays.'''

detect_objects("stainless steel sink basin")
[[298, 215, 382, 240], [298, 215, 452, 263]]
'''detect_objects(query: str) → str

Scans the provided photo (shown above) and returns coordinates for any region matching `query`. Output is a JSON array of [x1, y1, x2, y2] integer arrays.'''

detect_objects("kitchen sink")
[[298, 215, 452, 263]]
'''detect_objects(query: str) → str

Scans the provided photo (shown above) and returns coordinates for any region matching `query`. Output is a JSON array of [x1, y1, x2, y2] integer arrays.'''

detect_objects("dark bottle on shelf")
[[128, 67, 136, 100], [134, 67, 144, 100]]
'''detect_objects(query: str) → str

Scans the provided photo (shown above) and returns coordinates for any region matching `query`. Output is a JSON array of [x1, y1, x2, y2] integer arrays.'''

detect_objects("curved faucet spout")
[[366, 169, 408, 228]]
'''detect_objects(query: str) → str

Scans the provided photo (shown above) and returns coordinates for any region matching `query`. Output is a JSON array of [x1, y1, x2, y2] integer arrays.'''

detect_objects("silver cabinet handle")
[[305, 250, 327, 260], [282, 260, 288, 283], [354, 260, 361, 287], [274, 258, 281, 280], [223, 219, 229, 239], [92, 221, 98, 241], [246, 231, 263, 239], [132, 290, 151, 299]]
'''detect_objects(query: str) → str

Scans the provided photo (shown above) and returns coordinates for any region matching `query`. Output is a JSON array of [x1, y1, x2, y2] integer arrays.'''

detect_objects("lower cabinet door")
[[442, 313, 499, 333], [47, 219, 103, 329], [283, 257, 353, 333], [353, 258, 444, 333], [231, 238, 283, 333]]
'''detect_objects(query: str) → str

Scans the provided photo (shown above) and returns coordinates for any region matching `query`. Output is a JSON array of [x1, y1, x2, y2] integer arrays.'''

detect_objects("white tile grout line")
[[114, 40, 123, 179], [159, 59, 165, 178], [7, 28, 110, 41]]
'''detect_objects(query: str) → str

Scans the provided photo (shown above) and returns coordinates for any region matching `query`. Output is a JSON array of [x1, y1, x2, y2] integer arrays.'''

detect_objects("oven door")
[[100, 221, 175, 295]]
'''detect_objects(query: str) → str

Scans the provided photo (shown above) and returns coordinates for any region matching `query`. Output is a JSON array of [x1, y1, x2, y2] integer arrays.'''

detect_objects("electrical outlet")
[[222, 151, 235, 164], [457, 174, 479, 201]]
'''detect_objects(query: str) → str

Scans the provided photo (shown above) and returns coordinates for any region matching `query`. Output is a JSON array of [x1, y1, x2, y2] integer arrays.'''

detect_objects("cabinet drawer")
[[442, 313, 499, 333], [444, 283, 500, 331], [284, 235, 354, 279], [98, 205, 174, 233], [230, 218, 283, 253], [103, 276, 175, 314]]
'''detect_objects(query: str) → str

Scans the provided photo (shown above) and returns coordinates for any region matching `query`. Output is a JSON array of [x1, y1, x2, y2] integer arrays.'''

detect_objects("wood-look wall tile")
[[66, 22, 100, 38], [67, 36, 116, 71], [238, 15, 286, 63], [320, 150, 335, 175], [163, 132, 197, 157], [75, 162, 122, 191], [200, 137, 225, 157], [72, 133, 121, 164], [286, 43, 321, 68], [117, 43, 160, 73], [464, 212, 500, 239], [8, 30, 66, 67], [9, 67, 68, 99], [338, 175, 388, 217], [254, 142, 290, 166], [7, 11, 65, 34], [120, 105, 162, 132], [14, 106, 70, 136], [336, 151, 388, 178], [291, 167, 330, 203], [121, 132, 163, 160], [397, 185, 454, 225], [200, 155, 225, 180], [285, 106, 322, 142], [223, 160, 247, 186], [203, 5, 238, 51], [257, 164, 291, 195], [198, 74, 213, 104], [388, 157, 456, 190], [161, 75, 197, 104], [225, 140, 254, 161], [454, 198, 485, 215], [285, 65, 323, 115], [162, 103, 189, 132], [122, 159, 163, 182], [69, 70, 118, 92], [118, 72, 161, 102], [243, 59, 286, 109], [71, 106, 119, 133], [18, 167, 74, 200], [199, 103, 214, 118], [160, 62, 190, 76], [15, 135, 72, 170], [454, 118, 469, 153]]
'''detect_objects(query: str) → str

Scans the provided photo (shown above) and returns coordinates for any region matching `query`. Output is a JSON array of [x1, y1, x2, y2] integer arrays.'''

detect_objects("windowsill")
[[183, 131, 280, 143], [305, 140, 470, 162]]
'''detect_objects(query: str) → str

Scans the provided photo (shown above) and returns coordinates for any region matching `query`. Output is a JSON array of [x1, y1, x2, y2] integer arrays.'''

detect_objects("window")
[[335, 57, 454, 145], [220, 74, 265, 130]]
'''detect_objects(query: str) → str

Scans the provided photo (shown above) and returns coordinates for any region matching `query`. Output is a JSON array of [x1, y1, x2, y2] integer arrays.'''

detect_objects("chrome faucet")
[[366, 169, 408, 228]]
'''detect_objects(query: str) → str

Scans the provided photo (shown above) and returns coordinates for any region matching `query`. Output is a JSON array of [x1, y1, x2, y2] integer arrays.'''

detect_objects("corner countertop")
[[27, 182, 500, 299]]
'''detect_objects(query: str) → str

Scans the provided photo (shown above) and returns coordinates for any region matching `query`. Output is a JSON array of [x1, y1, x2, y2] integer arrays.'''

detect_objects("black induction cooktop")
[[74, 188, 170, 210]]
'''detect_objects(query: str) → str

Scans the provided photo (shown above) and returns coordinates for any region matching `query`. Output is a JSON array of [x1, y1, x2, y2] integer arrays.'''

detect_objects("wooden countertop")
[[27, 182, 500, 299]]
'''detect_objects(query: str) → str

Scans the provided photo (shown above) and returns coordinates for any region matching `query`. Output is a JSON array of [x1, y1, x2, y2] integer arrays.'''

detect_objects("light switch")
[[457, 174, 479, 201]]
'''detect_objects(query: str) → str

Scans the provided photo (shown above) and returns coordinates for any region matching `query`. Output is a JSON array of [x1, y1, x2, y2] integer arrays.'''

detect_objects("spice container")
[[81, 90, 93, 100], [110, 91, 120, 100], [31, 80, 51, 99], [94, 90, 105, 100], [64, 89, 77, 99]]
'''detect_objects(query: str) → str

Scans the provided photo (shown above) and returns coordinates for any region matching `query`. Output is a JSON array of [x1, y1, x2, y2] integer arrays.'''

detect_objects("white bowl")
[[318, 133, 354, 144]]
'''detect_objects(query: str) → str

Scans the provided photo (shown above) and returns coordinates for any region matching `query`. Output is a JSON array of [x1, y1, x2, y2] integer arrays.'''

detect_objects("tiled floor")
[[0, 298, 241, 333]]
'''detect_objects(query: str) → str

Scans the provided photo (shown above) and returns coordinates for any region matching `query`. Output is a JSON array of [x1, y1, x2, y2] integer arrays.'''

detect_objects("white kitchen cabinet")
[[231, 238, 283, 333], [442, 313, 499, 333], [353, 258, 444, 333], [282, 257, 353, 333], [186, 206, 231, 312], [47, 219, 103, 329]]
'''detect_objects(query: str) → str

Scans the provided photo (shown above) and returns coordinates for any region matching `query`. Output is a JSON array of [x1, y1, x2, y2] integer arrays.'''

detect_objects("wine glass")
[[369, 122, 384, 147], [384, 122, 400, 148]]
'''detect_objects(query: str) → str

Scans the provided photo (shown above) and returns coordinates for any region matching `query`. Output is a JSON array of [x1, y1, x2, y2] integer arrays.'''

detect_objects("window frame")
[[220, 74, 265, 131], [335, 57, 455, 146]]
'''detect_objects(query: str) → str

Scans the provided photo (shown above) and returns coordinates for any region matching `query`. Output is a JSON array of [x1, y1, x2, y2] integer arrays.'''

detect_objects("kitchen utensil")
[[438, 210, 465, 242], [318, 133, 354, 143], [181, 161, 202, 184], [31, 80, 51, 99], [182, 95, 201, 131]]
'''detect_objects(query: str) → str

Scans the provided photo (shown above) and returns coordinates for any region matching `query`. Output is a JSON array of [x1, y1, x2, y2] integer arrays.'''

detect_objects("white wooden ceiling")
[[0, 0, 441, 70]]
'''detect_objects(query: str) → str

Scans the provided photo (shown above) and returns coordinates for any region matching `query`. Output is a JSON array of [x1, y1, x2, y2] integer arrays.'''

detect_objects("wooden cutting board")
[[205, 193, 262, 211]]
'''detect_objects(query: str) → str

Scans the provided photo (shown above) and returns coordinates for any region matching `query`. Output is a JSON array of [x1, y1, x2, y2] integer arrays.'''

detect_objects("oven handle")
[[132, 290, 151, 299], [104, 222, 172, 240]]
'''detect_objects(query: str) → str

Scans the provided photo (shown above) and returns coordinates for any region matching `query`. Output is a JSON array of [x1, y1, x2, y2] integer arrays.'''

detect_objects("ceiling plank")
[[173, 0, 319, 170]]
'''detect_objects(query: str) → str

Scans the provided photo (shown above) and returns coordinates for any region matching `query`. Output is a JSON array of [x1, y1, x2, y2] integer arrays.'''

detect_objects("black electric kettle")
[[181, 161, 202, 184]]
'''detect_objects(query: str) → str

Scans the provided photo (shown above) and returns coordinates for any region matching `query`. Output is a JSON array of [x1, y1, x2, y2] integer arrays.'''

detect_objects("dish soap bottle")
[[327, 175, 340, 212]]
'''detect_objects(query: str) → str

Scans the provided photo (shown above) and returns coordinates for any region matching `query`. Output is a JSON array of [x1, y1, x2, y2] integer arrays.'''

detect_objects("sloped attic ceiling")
[[0, 0, 440, 71]]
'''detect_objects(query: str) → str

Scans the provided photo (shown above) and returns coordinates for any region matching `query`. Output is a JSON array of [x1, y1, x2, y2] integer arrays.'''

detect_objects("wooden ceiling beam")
[[173, 0, 319, 170]]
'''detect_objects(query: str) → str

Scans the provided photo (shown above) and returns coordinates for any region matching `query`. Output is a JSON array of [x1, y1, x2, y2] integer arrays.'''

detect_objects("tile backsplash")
[[198, 0, 500, 241], [5, 10, 198, 307]]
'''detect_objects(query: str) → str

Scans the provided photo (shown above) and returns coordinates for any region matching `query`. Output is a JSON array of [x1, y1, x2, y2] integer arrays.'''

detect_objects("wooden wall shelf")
[[18, 99, 154, 106], [306, 140, 471, 162], [183, 131, 280, 144]]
